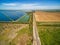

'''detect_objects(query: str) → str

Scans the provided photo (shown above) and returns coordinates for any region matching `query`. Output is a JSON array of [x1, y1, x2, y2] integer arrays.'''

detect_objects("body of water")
[[0, 10, 25, 22]]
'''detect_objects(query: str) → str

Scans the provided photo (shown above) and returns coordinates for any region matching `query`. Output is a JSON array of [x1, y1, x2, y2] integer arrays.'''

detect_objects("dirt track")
[[33, 14, 41, 45], [34, 11, 60, 22]]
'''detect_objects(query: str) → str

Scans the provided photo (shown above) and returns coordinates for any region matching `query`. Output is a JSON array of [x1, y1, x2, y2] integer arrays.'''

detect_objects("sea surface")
[[0, 10, 25, 22]]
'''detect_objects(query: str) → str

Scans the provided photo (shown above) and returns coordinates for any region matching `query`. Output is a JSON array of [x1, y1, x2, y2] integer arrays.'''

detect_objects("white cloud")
[[1, 3, 60, 10], [2, 3, 17, 6], [19, 4, 60, 10]]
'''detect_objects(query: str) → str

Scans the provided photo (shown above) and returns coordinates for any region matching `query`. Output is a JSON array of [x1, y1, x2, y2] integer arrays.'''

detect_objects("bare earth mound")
[[34, 11, 60, 22]]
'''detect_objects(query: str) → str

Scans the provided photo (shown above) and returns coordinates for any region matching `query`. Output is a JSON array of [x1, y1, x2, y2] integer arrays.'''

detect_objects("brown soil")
[[33, 11, 60, 22]]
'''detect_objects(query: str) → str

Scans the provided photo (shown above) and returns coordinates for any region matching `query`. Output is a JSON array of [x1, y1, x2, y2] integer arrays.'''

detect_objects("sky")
[[0, 0, 60, 10]]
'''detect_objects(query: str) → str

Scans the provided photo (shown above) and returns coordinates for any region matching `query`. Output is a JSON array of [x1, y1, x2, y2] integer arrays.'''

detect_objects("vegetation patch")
[[37, 22, 60, 45], [10, 25, 32, 45], [17, 14, 30, 23]]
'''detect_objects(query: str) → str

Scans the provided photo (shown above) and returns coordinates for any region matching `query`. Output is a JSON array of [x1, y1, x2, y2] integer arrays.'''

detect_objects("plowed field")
[[34, 11, 60, 22]]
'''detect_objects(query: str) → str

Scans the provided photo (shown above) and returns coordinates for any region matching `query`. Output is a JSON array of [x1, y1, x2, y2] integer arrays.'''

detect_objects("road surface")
[[33, 13, 41, 45]]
